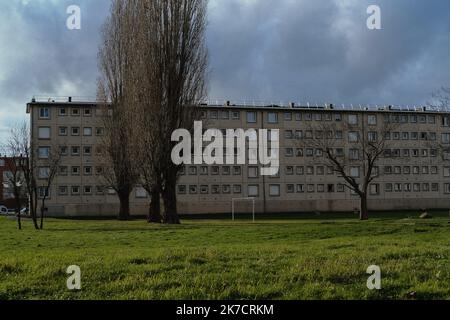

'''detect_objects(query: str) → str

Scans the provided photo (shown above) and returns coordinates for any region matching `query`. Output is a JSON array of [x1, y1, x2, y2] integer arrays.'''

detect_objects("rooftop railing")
[[29, 96, 450, 113]]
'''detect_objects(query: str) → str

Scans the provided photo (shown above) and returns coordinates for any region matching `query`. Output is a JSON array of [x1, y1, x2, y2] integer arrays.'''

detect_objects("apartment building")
[[27, 97, 450, 217]]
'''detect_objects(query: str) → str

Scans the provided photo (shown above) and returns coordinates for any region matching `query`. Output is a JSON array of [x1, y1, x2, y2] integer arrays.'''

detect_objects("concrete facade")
[[27, 98, 450, 217]]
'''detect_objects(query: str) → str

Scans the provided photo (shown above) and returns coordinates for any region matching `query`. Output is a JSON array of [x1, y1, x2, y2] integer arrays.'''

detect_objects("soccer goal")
[[231, 197, 255, 222]]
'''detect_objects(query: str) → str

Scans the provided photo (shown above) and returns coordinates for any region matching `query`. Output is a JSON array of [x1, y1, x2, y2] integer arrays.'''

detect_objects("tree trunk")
[[40, 198, 46, 230], [17, 209, 22, 230], [148, 186, 161, 223], [162, 183, 180, 224], [118, 191, 131, 221], [360, 193, 369, 221], [32, 195, 39, 230]]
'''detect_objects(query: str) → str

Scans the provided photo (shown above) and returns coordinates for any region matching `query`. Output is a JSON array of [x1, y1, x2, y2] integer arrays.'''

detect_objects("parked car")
[[0, 206, 8, 215]]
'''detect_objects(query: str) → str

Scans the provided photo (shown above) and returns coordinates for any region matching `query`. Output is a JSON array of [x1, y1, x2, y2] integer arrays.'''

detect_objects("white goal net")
[[231, 197, 255, 222]]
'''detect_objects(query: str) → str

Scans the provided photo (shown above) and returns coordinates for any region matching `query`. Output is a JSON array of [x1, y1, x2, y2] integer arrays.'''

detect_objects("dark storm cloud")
[[1, 0, 450, 138]]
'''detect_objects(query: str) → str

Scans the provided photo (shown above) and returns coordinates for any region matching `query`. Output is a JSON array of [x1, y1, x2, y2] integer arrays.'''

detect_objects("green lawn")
[[1, 212, 450, 300]]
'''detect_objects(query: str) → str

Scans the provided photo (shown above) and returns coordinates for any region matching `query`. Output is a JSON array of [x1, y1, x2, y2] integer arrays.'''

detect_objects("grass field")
[[1, 211, 450, 300]]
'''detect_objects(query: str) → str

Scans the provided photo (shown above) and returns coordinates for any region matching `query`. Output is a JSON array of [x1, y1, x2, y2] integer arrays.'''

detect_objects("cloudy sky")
[[1, 0, 450, 140]]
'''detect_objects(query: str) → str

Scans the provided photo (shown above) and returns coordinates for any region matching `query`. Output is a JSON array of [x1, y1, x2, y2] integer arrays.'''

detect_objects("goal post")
[[231, 197, 255, 222]]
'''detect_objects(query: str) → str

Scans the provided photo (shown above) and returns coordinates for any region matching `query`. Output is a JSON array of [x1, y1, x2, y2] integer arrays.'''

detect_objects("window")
[[368, 132, 377, 142], [284, 112, 292, 121], [233, 166, 241, 175], [96, 186, 105, 195], [445, 184, 450, 194], [307, 184, 315, 193], [189, 185, 198, 194], [403, 166, 411, 174], [404, 183, 411, 192], [419, 115, 426, 123], [317, 184, 325, 193], [410, 115, 417, 123], [316, 166, 324, 175], [267, 112, 278, 123], [443, 116, 450, 127], [431, 166, 438, 174], [413, 183, 420, 192], [178, 185, 186, 194], [39, 107, 50, 119], [223, 185, 231, 194], [58, 146, 67, 156], [431, 183, 439, 192], [221, 111, 229, 120], [189, 166, 197, 175], [84, 186, 92, 195], [295, 113, 302, 121], [350, 167, 360, 177], [423, 183, 430, 192], [84, 108, 92, 117], [348, 132, 358, 142], [38, 167, 50, 179], [71, 108, 80, 116], [443, 133, 450, 144], [38, 127, 51, 139], [59, 108, 67, 116], [71, 186, 80, 195], [384, 166, 392, 174], [231, 111, 240, 120], [286, 184, 295, 193], [247, 112, 257, 123], [337, 184, 345, 192], [96, 128, 104, 136], [349, 149, 359, 160], [368, 115, 377, 125], [444, 167, 450, 177], [71, 166, 80, 176], [285, 166, 294, 175], [348, 114, 358, 125], [428, 115, 436, 124], [284, 130, 293, 139], [84, 166, 92, 175], [71, 146, 80, 156], [402, 132, 409, 140], [385, 183, 393, 192], [200, 185, 209, 194], [297, 184, 305, 193], [211, 166, 219, 175], [71, 127, 80, 136], [248, 185, 259, 197], [59, 186, 68, 196], [95, 167, 103, 175], [83, 127, 92, 136], [210, 111, 218, 119], [306, 166, 314, 175], [335, 114, 342, 121], [296, 148, 303, 157], [59, 166, 68, 175], [370, 184, 379, 195], [38, 147, 50, 159], [233, 185, 242, 194], [248, 166, 259, 178], [296, 166, 304, 175], [83, 146, 92, 156], [269, 185, 280, 197], [285, 148, 294, 157], [315, 113, 322, 121], [400, 115, 408, 123], [38, 187, 50, 198], [59, 127, 68, 136], [411, 132, 418, 140], [222, 166, 230, 175], [394, 183, 402, 192]]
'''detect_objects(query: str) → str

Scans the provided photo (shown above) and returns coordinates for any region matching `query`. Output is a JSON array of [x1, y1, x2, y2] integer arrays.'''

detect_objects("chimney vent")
[[68, 97, 72, 102]]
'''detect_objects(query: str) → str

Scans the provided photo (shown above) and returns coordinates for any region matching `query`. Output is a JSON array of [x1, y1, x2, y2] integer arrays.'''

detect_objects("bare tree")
[[1, 133, 27, 230], [36, 146, 62, 230], [137, 0, 208, 224], [97, 0, 140, 220], [297, 113, 399, 220]]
